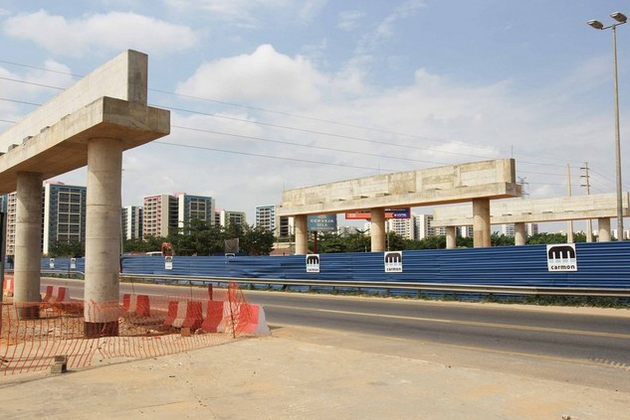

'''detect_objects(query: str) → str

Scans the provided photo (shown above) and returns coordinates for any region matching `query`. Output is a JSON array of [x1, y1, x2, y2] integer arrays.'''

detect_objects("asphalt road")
[[43, 278, 630, 369]]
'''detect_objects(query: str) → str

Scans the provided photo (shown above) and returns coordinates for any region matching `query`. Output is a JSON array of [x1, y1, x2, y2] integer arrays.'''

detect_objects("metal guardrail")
[[118, 273, 630, 298]]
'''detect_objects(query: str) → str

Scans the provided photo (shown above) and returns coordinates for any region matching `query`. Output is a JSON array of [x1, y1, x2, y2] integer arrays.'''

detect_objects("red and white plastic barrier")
[[2, 274, 14, 297], [42, 285, 70, 303], [201, 301, 270, 336], [238, 303, 270, 335], [200, 300, 226, 333], [163, 300, 204, 330], [122, 294, 151, 317]]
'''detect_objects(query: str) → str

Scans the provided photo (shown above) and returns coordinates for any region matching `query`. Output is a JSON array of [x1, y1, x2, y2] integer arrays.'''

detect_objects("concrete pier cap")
[[278, 159, 520, 252], [0, 50, 170, 331], [432, 192, 630, 245]]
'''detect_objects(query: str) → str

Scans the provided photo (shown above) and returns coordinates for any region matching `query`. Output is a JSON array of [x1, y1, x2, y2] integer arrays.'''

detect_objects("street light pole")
[[588, 12, 627, 240]]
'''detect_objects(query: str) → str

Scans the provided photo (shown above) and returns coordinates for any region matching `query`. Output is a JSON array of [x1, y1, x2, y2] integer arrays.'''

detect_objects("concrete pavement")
[[1, 324, 628, 420]]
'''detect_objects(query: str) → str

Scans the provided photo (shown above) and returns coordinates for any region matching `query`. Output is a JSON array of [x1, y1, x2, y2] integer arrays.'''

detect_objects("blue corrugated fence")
[[40, 241, 630, 289]]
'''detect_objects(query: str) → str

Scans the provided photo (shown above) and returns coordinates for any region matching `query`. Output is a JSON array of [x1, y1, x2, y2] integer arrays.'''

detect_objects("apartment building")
[[4, 181, 87, 256], [143, 192, 214, 238], [122, 205, 143, 240]]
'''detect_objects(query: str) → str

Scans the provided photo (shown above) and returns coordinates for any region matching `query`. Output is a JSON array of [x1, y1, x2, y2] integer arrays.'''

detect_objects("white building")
[[122, 206, 143, 240], [255, 204, 292, 237], [142, 194, 178, 238], [5, 181, 87, 256], [386, 218, 414, 240], [413, 213, 436, 240], [142, 192, 214, 238], [217, 209, 247, 228]]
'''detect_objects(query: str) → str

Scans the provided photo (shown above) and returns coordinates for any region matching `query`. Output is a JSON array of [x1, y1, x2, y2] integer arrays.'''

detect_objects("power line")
[[0, 76, 66, 91], [172, 124, 450, 166], [152, 140, 399, 172], [0, 60, 584, 168]]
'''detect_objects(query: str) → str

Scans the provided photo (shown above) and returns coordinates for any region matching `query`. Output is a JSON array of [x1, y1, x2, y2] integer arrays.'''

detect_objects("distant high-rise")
[[122, 206, 143, 240], [501, 223, 539, 237], [42, 182, 87, 255], [143, 192, 214, 238], [386, 218, 414, 240], [413, 213, 436, 240], [460, 225, 474, 238], [5, 181, 87, 256], [175, 193, 214, 233], [255, 204, 292, 237], [255, 205, 275, 231], [142, 194, 177, 238], [217, 209, 247, 228]]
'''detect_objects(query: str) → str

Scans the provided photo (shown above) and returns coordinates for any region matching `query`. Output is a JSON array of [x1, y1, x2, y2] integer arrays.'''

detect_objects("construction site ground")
[[1, 319, 629, 420]]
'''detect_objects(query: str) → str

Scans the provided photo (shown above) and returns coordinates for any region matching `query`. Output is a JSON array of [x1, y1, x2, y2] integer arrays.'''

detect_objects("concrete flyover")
[[278, 159, 520, 253], [432, 192, 630, 246], [0, 50, 170, 335]]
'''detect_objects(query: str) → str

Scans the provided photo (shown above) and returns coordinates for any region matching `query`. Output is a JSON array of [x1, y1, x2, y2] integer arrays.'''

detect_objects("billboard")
[[307, 214, 337, 232], [345, 208, 411, 220]]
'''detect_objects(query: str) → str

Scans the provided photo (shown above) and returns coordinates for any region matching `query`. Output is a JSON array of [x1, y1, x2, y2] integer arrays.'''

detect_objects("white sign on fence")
[[384, 251, 403, 273], [547, 244, 577, 272], [306, 254, 320, 273]]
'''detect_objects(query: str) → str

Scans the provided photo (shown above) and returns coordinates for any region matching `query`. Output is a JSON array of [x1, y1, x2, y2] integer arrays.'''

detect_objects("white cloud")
[[338, 10, 365, 32], [3, 10, 198, 57], [376, 0, 425, 39], [0, 59, 75, 115], [163, 0, 289, 22], [176, 44, 329, 108], [295, 0, 328, 25]]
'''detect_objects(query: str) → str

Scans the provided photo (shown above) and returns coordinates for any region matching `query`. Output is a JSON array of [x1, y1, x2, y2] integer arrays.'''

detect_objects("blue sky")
[[0, 0, 629, 232]]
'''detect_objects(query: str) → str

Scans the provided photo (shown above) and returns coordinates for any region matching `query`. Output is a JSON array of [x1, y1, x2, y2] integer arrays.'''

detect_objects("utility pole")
[[567, 164, 574, 243], [580, 162, 594, 242]]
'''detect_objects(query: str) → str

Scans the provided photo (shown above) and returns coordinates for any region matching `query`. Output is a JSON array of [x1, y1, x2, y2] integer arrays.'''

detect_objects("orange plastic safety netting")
[[0, 283, 261, 376]]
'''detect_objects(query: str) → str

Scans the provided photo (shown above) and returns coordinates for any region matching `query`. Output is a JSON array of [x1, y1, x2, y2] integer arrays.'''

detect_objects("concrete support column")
[[445, 226, 457, 249], [370, 208, 386, 252], [472, 198, 491, 247], [586, 220, 594, 243], [294, 215, 308, 255], [84, 138, 123, 337], [514, 223, 526, 246], [598, 218, 611, 242], [14, 172, 43, 319]]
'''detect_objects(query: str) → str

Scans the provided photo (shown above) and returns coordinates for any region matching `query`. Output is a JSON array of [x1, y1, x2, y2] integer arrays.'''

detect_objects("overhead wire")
[[0, 59, 614, 185]]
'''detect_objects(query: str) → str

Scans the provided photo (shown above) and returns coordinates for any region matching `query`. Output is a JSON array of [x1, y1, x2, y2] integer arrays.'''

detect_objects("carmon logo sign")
[[384, 251, 403, 273], [306, 254, 320, 273], [546, 244, 577, 272]]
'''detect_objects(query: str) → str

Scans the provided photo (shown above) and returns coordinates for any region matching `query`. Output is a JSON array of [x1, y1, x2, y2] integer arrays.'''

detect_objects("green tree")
[[491, 232, 515, 247], [526, 232, 567, 245], [123, 236, 166, 253], [345, 232, 371, 252], [317, 232, 347, 253], [240, 225, 274, 256], [169, 219, 224, 256], [47, 240, 84, 257], [386, 231, 406, 251]]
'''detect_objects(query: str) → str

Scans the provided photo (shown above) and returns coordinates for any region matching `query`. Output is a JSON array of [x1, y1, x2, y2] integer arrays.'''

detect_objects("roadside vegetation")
[[46, 226, 594, 258]]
